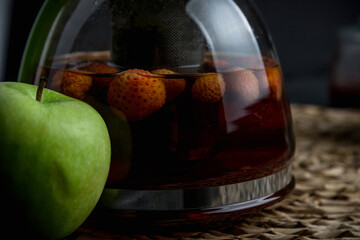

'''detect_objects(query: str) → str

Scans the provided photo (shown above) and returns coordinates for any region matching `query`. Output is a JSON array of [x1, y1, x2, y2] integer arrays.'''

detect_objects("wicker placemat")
[[70, 104, 360, 240]]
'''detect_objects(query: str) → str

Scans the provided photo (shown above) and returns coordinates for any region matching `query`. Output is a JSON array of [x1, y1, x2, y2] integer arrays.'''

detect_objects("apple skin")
[[0, 82, 111, 239]]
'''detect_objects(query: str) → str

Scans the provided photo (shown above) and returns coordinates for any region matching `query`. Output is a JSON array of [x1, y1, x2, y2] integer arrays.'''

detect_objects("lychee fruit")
[[266, 66, 283, 101], [107, 69, 166, 121], [151, 69, 186, 101], [77, 61, 119, 89], [52, 70, 92, 100], [223, 67, 260, 106], [192, 73, 226, 103]]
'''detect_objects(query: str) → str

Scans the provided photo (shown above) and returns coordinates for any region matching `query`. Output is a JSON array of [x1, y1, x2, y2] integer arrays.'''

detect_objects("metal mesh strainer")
[[110, 0, 206, 70]]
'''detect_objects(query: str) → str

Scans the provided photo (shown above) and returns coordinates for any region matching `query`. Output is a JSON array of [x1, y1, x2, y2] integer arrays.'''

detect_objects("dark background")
[[0, 0, 359, 106]]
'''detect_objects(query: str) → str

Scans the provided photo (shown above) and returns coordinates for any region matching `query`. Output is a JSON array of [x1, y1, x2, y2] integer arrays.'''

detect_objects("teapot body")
[[19, 0, 295, 228]]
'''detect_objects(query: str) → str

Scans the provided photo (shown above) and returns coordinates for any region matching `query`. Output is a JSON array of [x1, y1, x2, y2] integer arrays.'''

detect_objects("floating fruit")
[[107, 69, 166, 121], [52, 70, 92, 100], [78, 61, 119, 89], [223, 67, 259, 106], [192, 73, 226, 103], [266, 66, 283, 101], [151, 69, 186, 101]]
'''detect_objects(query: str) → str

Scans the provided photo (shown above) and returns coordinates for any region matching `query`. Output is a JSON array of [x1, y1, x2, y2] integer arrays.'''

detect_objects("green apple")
[[0, 81, 111, 239]]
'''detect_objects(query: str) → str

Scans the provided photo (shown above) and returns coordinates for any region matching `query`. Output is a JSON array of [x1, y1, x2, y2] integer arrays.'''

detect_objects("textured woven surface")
[[69, 104, 360, 239]]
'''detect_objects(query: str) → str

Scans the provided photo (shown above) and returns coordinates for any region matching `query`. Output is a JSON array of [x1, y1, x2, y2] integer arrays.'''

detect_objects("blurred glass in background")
[[330, 18, 360, 108]]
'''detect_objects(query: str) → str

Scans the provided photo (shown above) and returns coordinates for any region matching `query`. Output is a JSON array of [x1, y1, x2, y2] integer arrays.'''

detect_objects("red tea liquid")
[[37, 54, 294, 190]]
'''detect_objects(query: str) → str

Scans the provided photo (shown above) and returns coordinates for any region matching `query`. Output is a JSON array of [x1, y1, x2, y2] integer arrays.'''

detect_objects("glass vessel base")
[[84, 165, 294, 232]]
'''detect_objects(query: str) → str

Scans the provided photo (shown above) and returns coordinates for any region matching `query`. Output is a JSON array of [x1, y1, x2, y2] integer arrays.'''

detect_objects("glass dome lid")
[[19, 0, 278, 82]]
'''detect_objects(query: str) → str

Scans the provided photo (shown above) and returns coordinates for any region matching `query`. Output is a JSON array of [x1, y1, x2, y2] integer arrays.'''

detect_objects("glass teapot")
[[18, 0, 295, 229]]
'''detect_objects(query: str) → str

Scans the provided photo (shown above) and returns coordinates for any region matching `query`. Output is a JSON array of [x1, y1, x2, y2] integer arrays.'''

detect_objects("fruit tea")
[[37, 52, 294, 190]]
